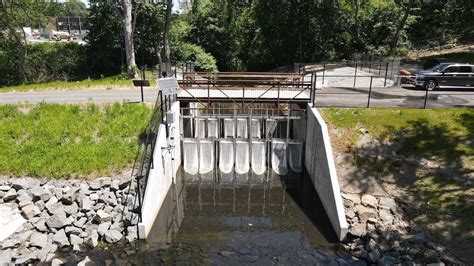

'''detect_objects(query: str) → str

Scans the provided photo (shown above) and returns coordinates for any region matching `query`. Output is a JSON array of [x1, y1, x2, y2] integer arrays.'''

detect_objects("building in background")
[[55, 16, 88, 36]]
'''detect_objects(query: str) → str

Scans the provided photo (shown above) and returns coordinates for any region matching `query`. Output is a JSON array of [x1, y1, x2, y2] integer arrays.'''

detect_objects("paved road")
[[1, 87, 473, 108], [0, 88, 159, 104]]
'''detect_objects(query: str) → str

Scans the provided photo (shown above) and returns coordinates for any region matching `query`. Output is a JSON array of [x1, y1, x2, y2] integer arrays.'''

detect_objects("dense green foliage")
[[85, 1, 217, 74], [0, 103, 151, 178], [183, 0, 474, 71], [0, 0, 472, 86], [0, 42, 88, 86]]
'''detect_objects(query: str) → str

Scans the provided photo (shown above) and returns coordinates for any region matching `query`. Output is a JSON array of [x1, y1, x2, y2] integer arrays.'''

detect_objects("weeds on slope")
[[0, 103, 151, 178]]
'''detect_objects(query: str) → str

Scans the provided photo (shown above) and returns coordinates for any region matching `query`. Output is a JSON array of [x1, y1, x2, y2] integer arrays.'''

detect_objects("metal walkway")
[[177, 72, 315, 107]]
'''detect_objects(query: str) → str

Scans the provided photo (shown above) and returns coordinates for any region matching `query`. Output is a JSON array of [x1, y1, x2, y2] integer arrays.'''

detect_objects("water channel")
[[72, 168, 358, 265]]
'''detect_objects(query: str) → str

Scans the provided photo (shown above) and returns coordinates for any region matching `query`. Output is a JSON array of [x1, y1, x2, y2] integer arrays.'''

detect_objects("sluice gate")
[[138, 73, 348, 243], [180, 107, 306, 177]]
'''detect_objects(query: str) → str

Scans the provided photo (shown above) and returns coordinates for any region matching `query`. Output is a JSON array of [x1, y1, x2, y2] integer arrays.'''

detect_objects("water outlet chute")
[[219, 139, 234, 174], [271, 139, 288, 175], [235, 140, 250, 174], [251, 140, 266, 175], [183, 139, 199, 175]]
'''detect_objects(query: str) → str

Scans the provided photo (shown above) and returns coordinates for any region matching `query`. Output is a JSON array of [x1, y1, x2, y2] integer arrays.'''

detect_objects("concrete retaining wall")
[[138, 101, 181, 239], [305, 104, 348, 241]]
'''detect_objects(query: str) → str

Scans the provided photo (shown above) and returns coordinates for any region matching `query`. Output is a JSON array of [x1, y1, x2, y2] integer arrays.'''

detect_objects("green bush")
[[172, 42, 218, 72], [26, 42, 89, 83], [0, 41, 89, 87], [0, 42, 21, 86]]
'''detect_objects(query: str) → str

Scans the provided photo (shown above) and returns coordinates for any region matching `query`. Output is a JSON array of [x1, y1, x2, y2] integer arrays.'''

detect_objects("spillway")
[[183, 119, 306, 176], [236, 118, 248, 138], [183, 139, 198, 175], [219, 139, 234, 174], [288, 139, 304, 173], [250, 119, 261, 138], [271, 139, 288, 175], [251, 140, 266, 175], [235, 140, 250, 174], [207, 118, 218, 138], [194, 118, 206, 138], [199, 139, 214, 174], [224, 118, 234, 138]]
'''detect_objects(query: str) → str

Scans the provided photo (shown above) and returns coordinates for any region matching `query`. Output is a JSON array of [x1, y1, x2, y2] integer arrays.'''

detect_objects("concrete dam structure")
[[136, 74, 348, 262], [182, 118, 304, 177]]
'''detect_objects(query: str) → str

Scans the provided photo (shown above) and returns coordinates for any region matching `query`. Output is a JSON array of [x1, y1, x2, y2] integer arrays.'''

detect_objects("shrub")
[[0, 41, 89, 86], [172, 43, 218, 72]]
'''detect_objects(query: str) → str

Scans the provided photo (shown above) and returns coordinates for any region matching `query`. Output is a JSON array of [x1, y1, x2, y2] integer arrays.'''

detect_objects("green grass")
[[0, 103, 152, 178], [0, 74, 158, 92], [423, 51, 474, 64], [320, 107, 474, 243]]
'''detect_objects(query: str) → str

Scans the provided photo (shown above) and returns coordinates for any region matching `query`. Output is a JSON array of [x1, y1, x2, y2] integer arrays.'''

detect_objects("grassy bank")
[[320, 107, 473, 258], [0, 103, 152, 178], [0, 73, 158, 92]]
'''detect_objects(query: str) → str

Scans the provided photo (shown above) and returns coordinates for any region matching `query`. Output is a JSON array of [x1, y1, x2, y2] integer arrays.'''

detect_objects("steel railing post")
[[322, 63, 326, 85], [353, 63, 358, 87], [423, 86, 429, 109], [313, 73, 317, 106], [367, 77, 373, 108], [384, 62, 389, 87]]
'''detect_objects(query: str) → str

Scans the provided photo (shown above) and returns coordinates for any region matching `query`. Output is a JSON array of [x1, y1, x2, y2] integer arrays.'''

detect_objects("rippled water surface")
[[66, 169, 357, 264]]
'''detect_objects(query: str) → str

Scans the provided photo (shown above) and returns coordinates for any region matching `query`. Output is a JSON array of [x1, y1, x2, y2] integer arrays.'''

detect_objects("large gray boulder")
[[46, 212, 71, 229], [69, 234, 83, 245], [3, 188, 17, 202], [379, 197, 397, 210], [11, 178, 40, 190], [361, 194, 378, 208], [94, 210, 112, 223], [355, 204, 377, 221], [21, 203, 41, 219], [104, 229, 123, 243], [89, 177, 111, 190], [31, 187, 51, 202], [14, 250, 38, 264], [52, 229, 70, 247], [29, 232, 48, 248], [17, 189, 33, 203], [84, 229, 99, 248]]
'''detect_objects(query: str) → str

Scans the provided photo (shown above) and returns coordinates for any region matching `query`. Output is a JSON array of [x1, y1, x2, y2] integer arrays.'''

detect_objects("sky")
[[68, 0, 183, 12]]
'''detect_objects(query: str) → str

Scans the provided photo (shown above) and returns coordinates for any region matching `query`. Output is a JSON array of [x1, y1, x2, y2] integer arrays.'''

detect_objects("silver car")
[[414, 63, 474, 90]]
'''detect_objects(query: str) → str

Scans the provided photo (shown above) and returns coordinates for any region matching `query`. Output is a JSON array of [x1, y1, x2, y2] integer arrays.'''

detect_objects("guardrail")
[[133, 90, 177, 224], [310, 74, 474, 109]]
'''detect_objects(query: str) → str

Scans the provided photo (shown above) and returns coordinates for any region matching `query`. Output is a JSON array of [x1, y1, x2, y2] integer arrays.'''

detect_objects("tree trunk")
[[162, 0, 173, 76], [6, 23, 27, 82], [389, 0, 414, 56], [122, 0, 136, 78], [155, 46, 163, 66]]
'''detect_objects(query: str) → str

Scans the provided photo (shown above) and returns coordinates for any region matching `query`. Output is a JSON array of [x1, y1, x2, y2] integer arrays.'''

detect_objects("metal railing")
[[134, 89, 176, 223], [309, 73, 474, 109], [177, 72, 313, 108]]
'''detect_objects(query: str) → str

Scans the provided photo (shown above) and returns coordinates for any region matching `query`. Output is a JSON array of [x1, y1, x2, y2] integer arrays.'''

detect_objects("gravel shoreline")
[[0, 175, 139, 264]]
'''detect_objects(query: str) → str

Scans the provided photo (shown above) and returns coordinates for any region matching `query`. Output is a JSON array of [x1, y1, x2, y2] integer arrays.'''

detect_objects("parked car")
[[423, 58, 449, 70], [413, 63, 474, 90]]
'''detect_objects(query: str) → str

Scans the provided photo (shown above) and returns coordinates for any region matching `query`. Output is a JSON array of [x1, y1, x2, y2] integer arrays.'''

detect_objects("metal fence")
[[307, 73, 474, 109]]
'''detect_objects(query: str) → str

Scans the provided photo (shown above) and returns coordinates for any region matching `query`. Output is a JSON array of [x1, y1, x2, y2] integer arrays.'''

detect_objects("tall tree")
[[389, 0, 413, 55], [109, 0, 137, 78], [162, 0, 173, 76]]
